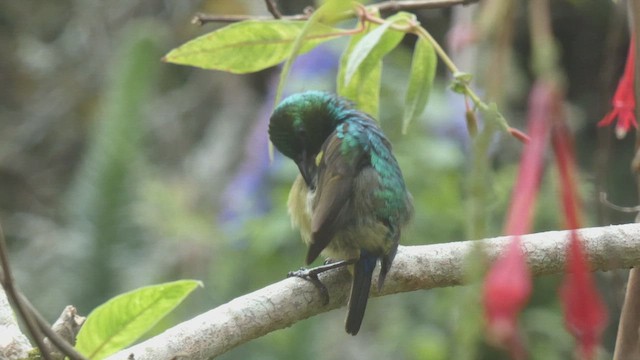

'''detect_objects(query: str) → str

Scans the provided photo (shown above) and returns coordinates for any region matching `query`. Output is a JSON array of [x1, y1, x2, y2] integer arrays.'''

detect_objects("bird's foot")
[[287, 260, 354, 305], [288, 268, 330, 305]]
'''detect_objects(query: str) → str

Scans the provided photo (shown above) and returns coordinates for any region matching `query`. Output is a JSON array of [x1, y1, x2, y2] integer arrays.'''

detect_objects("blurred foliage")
[[0, 0, 633, 359], [67, 20, 162, 305]]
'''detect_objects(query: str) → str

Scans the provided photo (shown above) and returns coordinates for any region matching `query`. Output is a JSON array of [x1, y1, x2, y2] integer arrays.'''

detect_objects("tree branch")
[[107, 223, 640, 360], [192, 0, 479, 25]]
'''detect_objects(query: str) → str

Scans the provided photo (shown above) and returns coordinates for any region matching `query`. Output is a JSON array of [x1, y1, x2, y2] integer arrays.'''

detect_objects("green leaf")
[[402, 37, 437, 134], [163, 20, 341, 74], [312, 0, 354, 25], [337, 29, 382, 118], [343, 12, 414, 86], [75, 280, 201, 359], [337, 12, 409, 118], [343, 20, 395, 86]]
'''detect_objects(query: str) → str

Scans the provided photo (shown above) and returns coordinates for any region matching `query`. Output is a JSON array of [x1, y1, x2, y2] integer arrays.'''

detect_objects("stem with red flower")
[[613, 2, 640, 359], [483, 81, 556, 359], [553, 115, 608, 360]]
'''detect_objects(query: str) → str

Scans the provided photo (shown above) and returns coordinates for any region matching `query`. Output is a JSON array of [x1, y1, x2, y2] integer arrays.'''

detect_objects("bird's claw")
[[288, 268, 330, 305], [287, 260, 354, 305]]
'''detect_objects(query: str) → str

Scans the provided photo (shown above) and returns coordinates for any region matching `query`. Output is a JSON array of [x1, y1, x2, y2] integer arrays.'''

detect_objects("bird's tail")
[[345, 252, 376, 335]]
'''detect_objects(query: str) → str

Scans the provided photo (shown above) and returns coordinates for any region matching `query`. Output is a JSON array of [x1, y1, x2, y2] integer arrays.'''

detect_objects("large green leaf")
[[75, 280, 201, 359], [343, 19, 395, 86], [402, 37, 437, 133], [163, 20, 341, 74], [337, 12, 410, 118]]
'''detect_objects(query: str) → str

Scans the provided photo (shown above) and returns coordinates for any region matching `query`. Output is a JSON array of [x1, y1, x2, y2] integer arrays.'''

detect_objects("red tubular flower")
[[598, 37, 636, 139], [483, 81, 554, 357], [551, 117, 581, 229], [560, 232, 608, 360], [553, 101, 608, 359], [483, 236, 530, 358], [504, 82, 554, 236]]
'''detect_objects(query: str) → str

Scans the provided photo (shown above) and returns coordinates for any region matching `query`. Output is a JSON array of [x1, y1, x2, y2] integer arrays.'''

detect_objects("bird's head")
[[269, 91, 352, 187]]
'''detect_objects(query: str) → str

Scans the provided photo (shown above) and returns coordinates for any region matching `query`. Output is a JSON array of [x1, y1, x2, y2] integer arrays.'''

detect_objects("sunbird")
[[269, 91, 413, 335]]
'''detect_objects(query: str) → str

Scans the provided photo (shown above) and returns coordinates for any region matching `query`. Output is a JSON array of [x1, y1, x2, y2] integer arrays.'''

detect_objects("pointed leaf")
[[337, 29, 380, 117], [402, 37, 437, 133], [343, 20, 395, 86], [75, 280, 201, 359], [163, 20, 341, 74], [309, 0, 353, 25], [338, 44, 383, 118], [337, 12, 410, 117], [343, 12, 413, 86]]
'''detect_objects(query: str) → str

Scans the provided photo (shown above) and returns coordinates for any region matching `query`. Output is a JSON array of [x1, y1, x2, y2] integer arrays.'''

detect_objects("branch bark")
[[106, 223, 640, 360], [0, 287, 31, 360]]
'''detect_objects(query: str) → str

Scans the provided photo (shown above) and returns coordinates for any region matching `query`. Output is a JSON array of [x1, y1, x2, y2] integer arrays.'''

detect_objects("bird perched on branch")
[[269, 91, 413, 335]]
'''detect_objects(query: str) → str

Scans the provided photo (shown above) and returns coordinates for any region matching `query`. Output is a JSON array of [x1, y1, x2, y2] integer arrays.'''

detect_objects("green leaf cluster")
[[163, 6, 438, 131]]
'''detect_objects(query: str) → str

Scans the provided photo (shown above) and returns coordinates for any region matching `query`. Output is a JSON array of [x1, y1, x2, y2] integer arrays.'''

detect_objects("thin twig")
[[600, 192, 640, 213], [374, 0, 478, 12], [191, 13, 308, 25], [0, 223, 87, 360], [264, 0, 282, 19], [24, 296, 87, 360], [192, 0, 479, 25], [0, 224, 52, 360]]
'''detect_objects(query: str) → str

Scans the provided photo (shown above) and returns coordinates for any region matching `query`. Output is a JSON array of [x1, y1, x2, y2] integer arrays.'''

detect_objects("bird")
[[269, 91, 413, 335]]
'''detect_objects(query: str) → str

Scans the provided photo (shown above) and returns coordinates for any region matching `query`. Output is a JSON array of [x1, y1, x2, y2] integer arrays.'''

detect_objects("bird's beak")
[[296, 150, 316, 189]]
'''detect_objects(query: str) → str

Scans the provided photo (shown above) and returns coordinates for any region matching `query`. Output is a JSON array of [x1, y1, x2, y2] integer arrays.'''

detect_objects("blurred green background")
[[0, 0, 635, 359]]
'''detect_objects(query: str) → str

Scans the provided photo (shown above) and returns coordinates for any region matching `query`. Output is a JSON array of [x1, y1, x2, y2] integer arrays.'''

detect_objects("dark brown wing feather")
[[305, 132, 364, 264]]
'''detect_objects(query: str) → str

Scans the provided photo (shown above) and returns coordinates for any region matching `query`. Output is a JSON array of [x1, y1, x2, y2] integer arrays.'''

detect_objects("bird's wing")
[[305, 126, 368, 264]]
